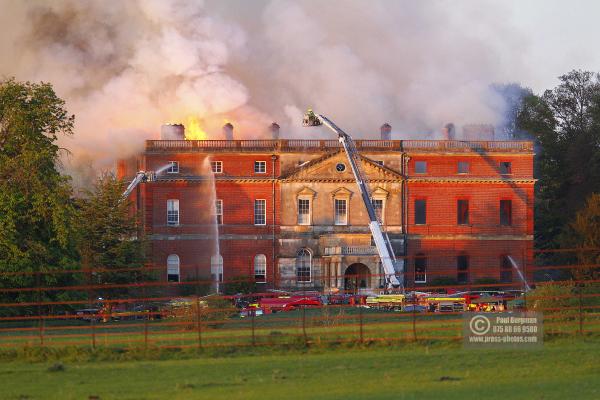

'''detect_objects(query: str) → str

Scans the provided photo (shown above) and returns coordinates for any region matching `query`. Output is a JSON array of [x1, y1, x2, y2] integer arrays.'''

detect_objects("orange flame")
[[185, 116, 207, 140]]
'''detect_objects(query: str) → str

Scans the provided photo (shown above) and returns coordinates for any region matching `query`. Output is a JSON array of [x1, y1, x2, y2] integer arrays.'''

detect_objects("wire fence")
[[0, 249, 598, 350]]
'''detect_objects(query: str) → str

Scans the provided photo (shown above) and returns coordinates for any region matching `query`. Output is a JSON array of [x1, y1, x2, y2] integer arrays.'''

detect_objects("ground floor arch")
[[344, 263, 371, 293]]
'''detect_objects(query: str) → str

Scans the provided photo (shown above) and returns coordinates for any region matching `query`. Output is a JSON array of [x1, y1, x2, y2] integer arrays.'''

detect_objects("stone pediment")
[[331, 187, 353, 198], [297, 186, 317, 197], [280, 150, 403, 182]]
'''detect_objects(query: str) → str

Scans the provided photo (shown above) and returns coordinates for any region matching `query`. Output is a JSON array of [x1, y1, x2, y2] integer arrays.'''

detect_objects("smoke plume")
[[0, 0, 530, 175]]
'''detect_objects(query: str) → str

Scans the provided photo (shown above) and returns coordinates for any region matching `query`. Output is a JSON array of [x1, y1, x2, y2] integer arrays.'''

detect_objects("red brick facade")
[[119, 139, 534, 292]]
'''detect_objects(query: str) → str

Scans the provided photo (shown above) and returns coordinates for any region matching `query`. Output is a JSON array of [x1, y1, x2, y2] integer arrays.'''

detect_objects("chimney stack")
[[222, 123, 234, 140], [442, 123, 456, 140], [160, 123, 185, 140], [269, 122, 280, 140], [380, 123, 392, 140]]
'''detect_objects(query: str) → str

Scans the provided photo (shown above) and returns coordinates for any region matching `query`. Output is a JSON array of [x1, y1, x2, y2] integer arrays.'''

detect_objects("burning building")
[[118, 122, 534, 292]]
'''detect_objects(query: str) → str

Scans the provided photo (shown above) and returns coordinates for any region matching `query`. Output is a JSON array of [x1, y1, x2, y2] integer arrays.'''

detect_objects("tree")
[[566, 193, 600, 281], [516, 70, 600, 253], [0, 79, 80, 314], [77, 172, 147, 298]]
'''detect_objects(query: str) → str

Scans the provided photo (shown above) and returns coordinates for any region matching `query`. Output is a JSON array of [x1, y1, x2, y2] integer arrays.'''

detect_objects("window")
[[334, 198, 348, 225], [254, 199, 266, 225], [167, 199, 179, 226], [296, 248, 312, 282], [499, 161, 512, 174], [298, 198, 311, 225], [457, 199, 469, 225], [211, 161, 223, 173], [415, 161, 427, 174], [166, 161, 179, 174], [414, 254, 427, 283], [457, 254, 469, 284], [254, 161, 266, 174], [211, 254, 223, 283], [458, 161, 470, 174], [167, 254, 180, 282], [254, 254, 266, 283], [372, 199, 384, 223], [215, 199, 223, 225], [501, 256, 513, 283], [375, 160, 384, 166], [500, 200, 512, 226], [415, 199, 426, 225], [335, 163, 346, 172]]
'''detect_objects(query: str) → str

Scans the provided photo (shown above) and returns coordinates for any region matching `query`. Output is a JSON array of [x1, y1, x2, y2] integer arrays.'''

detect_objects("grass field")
[[0, 339, 598, 400]]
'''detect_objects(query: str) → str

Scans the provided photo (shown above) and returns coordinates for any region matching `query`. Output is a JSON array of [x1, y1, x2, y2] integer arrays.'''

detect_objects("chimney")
[[270, 122, 280, 140], [160, 123, 185, 140], [462, 124, 495, 141], [380, 123, 392, 140], [442, 123, 456, 140], [222, 123, 234, 140]]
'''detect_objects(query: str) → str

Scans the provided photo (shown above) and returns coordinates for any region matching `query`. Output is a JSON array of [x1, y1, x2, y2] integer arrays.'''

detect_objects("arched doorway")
[[344, 263, 371, 293]]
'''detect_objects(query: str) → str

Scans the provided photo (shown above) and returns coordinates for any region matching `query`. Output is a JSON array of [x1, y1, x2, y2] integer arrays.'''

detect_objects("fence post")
[[143, 286, 148, 349], [412, 271, 417, 342], [251, 310, 256, 346], [36, 271, 44, 346], [196, 296, 202, 349], [578, 284, 584, 336], [302, 305, 307, 346]]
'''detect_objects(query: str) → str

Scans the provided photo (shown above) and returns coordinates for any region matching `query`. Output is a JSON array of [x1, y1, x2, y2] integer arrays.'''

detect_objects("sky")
[[0, 0, 599, 177]]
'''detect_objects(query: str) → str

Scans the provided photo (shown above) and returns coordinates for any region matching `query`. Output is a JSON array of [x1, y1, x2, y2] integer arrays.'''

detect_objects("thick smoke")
[[0, 0, 529, 175]]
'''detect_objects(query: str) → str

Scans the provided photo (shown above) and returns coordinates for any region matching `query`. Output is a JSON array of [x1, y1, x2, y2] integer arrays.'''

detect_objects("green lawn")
[[0, 339, 598, 400]]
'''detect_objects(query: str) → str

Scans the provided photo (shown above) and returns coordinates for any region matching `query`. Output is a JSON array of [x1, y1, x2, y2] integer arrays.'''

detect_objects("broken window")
[[499, 162, 512, 174], [415, 254, 427, 283], [457, 255, 469, 284], [415, 199, 426, 225], [500, 200, 512, 226], [500, 256, 513, 283], [415, 161, 427, 174], [254, 254, 266, 283], [457, 199, 469, 225], [167, 199, 179, 226], [458, 161, 470, 174]]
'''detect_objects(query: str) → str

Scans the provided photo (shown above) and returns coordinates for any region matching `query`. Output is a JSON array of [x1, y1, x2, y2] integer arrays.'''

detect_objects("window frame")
[[457, 199, 469, 225], [296, 248, 312, 283], [297, 197, 311, 225], [254, 160, 267, 174], [457, 254, 470, 284], [334, 198, 348, 226], [457, 161, 470, 174], [372, 198, 385, 224], [499, 161, 512, 175], [211, 161, 223, 174], [500, 255, 513, 283], [211, 254, 223, 283], [215, 199, 223, 225], [166, 199, 180, 226], [254, 199, 267, 226], [414, 254, 427, 283], [500, 199, 513, 226], [415, 161, 427, 174], [166, 161, 179, 174], [167, 254, 180, 283], [254, 254, 267, 283], [414, 199, 427, 225]]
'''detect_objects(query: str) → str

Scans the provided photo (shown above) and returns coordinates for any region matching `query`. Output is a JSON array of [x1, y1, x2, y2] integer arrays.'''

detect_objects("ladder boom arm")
[[308, 113, 403, 290]]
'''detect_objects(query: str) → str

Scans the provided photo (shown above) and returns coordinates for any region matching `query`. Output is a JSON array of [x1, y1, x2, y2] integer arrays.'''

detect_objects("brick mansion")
[[118, 122, 535, 292]]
